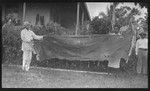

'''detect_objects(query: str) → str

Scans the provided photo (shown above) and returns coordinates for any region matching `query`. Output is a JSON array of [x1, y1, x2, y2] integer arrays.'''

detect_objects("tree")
[[135, 2, 148, 8], [89, 2, 146, 35], [111, 3, 118, 31], [115, 5, 141, 29], [115, 6, 132, 28], [89, 2, 122, 34], [137, 17, 148, 33], [107, 2, 122, 32], [99, 12, 108, 19], [89, 15, 111, 34]]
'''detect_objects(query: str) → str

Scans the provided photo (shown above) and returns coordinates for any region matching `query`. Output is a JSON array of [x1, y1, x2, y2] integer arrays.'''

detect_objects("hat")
[[23, 21, 30, 26], [139, 32, 147, 38]]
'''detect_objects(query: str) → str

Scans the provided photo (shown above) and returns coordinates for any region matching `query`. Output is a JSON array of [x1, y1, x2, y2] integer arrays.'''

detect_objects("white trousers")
[[22, 50, 32, 71]]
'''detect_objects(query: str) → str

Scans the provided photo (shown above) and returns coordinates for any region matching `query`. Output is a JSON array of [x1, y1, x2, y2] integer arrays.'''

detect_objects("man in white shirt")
[[135, 32, 148, 75], [118, 25, 129, 35], [21, 21, 44, 71]]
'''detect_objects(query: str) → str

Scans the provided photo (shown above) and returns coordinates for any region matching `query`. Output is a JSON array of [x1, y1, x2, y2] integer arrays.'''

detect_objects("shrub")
[[32, 21, 75, 35], [89, 16, 111, 34], [6, 13, 22, 26], [2, 24, 22, 64], [45, 21, 75, 35], [79, 21, 91, 35]]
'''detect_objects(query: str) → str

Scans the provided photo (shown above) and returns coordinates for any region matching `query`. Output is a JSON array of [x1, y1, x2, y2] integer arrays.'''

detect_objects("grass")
[[2, 64, 148, 88]]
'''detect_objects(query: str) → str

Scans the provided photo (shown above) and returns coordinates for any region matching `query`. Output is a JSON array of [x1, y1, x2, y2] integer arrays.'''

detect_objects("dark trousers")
[[137, 49, 148, 74]]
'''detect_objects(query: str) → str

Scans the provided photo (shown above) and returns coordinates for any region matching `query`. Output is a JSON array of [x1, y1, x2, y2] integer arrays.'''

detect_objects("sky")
[[86, 2, 148, 20], [86, 2, 110, 19]]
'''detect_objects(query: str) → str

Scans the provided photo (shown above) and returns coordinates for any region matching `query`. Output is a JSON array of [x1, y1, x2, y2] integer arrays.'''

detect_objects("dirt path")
[[2, 65, 148, 88]]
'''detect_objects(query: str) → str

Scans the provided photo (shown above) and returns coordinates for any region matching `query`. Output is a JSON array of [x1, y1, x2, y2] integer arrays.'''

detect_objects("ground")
[[2, 64, 148, 88]]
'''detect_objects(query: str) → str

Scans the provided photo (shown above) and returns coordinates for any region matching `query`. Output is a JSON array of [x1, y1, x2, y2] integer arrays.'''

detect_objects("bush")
[[89, 16, 111, 34], [2, 24, 22, 64], [6, 13, 22, 26], [32, 21, 74, 35], [79, 21, 91, 35]]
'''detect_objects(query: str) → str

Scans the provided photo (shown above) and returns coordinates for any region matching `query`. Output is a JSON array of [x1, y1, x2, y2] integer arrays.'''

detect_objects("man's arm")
[[31, 31, 43, 40], [135, 40, 139, 55]]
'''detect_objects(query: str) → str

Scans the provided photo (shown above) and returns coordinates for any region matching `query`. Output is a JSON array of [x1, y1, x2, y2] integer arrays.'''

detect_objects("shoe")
[[22, 66, 25, 70], [25, 65, 29, 71], [36, 55, 40, 61]]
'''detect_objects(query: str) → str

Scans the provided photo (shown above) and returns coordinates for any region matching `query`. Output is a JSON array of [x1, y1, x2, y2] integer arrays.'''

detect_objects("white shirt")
[[120, 25, 129, 32], [135, 38, 148, 55], [21, 28, 43, 51]]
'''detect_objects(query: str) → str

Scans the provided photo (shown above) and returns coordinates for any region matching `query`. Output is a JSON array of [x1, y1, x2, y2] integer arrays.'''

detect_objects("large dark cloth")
[[34, 29, 133, 68]]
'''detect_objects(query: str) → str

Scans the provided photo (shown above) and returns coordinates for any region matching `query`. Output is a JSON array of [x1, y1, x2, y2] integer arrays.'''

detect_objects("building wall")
[[55, 3, 77, 29], [1, 3, 23, 22], [26, 3, 50, 25], [25, 3, 89, 30], [2, 3, 90, 30]]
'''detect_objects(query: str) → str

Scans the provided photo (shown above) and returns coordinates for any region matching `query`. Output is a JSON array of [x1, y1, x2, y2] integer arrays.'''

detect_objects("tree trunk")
[[23, 2, 26, 22], [75, 3, 80, 35], [111, 5, 115, 32]]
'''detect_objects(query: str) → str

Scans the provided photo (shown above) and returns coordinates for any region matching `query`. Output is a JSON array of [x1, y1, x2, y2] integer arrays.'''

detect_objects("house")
[[1, 2, 91, 34]]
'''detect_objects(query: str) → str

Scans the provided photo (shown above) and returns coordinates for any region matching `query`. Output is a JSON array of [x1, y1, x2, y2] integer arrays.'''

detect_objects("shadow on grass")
[[3, 50, 138, 77]]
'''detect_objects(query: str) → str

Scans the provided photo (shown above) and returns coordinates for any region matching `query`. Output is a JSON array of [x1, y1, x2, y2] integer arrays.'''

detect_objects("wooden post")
[[2, 5, 5, 22], [111, 4, 115, 32], [23, 2, 26, 22], [81, 12, 84, 31], [75, 2, 80, 35], [82, 12, 84, 26]]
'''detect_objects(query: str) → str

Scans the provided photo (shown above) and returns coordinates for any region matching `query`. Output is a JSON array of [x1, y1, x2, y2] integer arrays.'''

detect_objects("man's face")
[[26, 24, 30, 29]]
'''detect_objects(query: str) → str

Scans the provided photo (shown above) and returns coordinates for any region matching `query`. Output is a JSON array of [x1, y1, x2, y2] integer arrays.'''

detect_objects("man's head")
[[23, 21, 31, 29], [139, 32, 147, 39]]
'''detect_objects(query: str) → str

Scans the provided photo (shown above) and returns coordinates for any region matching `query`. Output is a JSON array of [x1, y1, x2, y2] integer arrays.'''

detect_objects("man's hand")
[[135, 52, 138, 55], [42, 35, 47, 40]]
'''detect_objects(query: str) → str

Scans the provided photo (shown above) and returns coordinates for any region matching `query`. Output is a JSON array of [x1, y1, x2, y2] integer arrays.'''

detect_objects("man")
[[21, 21, 44, 71], [135, 32, 148, 75], [118, 25, 129, 35]]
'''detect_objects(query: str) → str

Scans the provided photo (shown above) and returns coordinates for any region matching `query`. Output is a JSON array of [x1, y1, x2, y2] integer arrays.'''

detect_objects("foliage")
[[2, 24, 22, 64], [88, 3, 120, 34], [2, 7, 24, 64], [78, 21, 91, 35], [32, 21, 75, 35], [5, 13, 22, 26], [107, 3, 143, 33], [137, 17, 148, 33], [89, 2, 147, 36], [115, 6, 141, 29], [135, 2, 148, 8], [89, 16, 111, 34]]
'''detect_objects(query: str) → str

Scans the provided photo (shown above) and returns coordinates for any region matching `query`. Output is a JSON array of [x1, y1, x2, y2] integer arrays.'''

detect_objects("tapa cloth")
[[34, 29, 133, 68]]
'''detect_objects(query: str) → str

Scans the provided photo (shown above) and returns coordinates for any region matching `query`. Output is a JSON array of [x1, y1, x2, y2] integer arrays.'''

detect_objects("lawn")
[[2, 64, 148, 88]]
